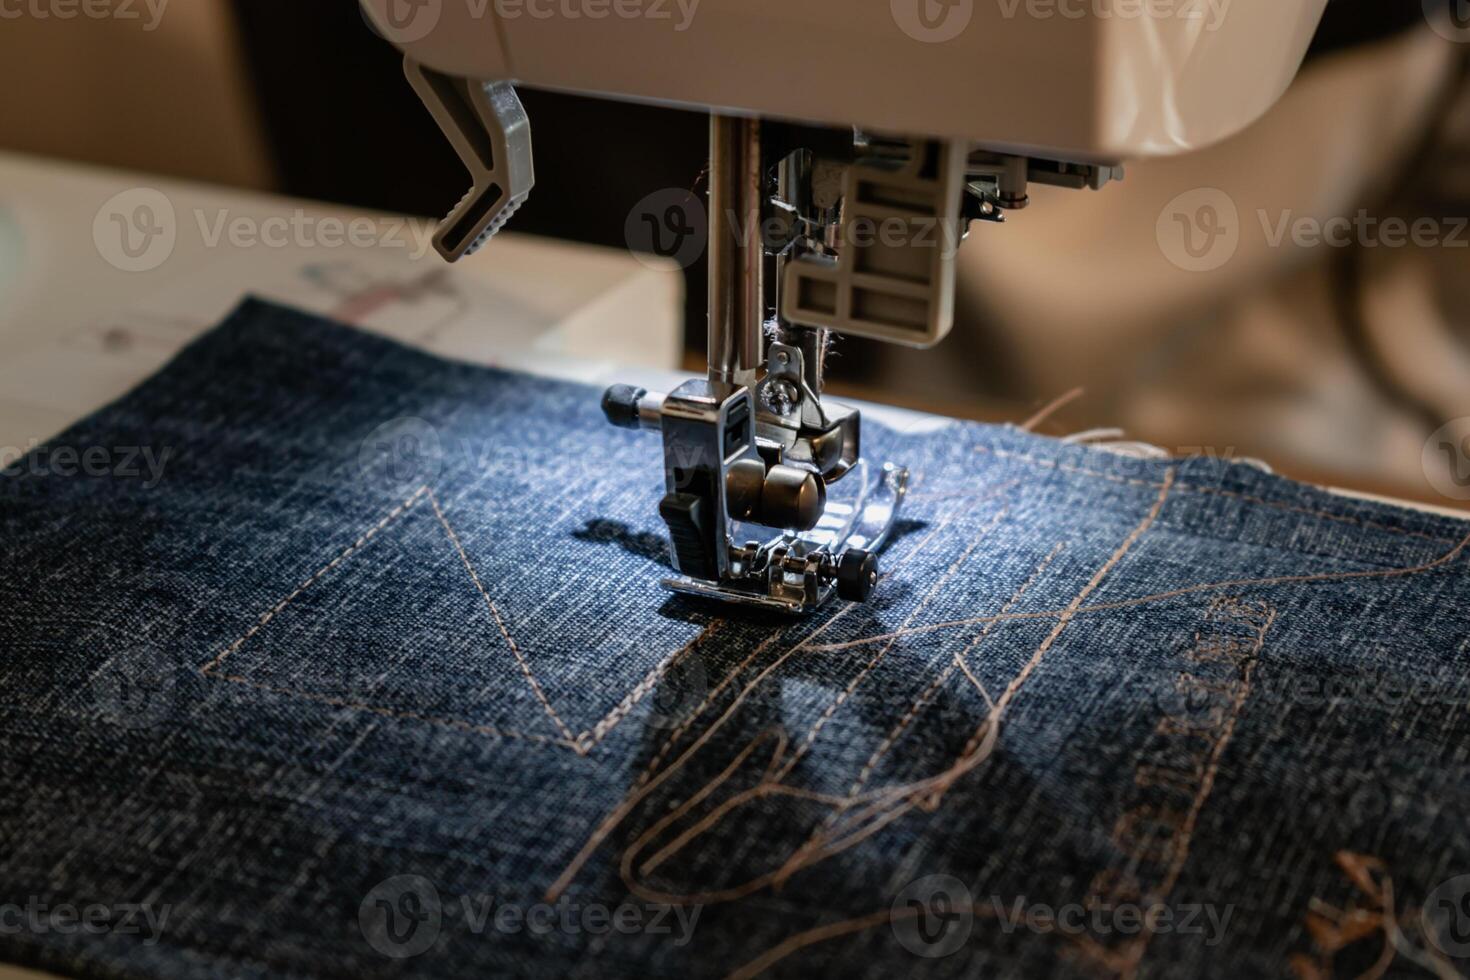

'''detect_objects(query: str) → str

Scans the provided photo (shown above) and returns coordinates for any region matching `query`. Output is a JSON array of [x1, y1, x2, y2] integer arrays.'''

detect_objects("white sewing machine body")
[[363, 0, 1328, 160]]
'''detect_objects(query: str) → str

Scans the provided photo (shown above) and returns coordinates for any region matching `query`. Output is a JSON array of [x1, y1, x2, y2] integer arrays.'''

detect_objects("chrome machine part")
[[707, 116, 765, 391]]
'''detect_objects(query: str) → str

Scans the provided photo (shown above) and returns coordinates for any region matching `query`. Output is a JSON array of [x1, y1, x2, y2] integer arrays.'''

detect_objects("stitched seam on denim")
[[607, 474, 1176, 907], [205, 671, 573, 748], [791, 541, 1060, 864], [974, 444, 1459, 544], [199, 485, 431, 676], [924, 468, 1177, 811], [1084, 596, 1277, 978], [545, 517, 955, 902], [843, 540, 1065, 800], [799, 523, 1469, 651], [772, 508, 1006, 782], [200, 485, 716, 753], [427, 489, 577, 746]]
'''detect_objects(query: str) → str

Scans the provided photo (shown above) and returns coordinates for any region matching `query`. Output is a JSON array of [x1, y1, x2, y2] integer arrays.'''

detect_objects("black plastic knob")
[[836, 549, 878, 602], [601, 384, 647, 429]]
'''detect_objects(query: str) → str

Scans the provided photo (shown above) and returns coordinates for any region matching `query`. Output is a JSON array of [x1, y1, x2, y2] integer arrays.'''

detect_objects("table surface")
[[0, 151, 687, 454]]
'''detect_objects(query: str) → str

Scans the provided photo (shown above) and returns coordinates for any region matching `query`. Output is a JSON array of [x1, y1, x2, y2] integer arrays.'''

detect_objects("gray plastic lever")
[[403, 59, 535, 261]]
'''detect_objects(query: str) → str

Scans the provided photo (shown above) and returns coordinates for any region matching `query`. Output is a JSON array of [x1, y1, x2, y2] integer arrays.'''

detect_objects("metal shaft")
[[707, 114, 763, 390]]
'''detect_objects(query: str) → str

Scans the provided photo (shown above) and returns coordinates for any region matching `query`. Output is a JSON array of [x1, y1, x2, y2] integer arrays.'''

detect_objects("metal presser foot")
[[599, 114, 926, 614], [602, 378, 909, 613]]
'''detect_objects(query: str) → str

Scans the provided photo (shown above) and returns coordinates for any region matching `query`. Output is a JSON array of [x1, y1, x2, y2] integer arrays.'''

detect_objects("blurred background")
[[1, 0, 1468, 506]]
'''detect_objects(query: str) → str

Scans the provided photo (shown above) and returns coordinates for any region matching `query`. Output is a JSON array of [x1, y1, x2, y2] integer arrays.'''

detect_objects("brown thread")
[[837, 542, 1064, 819], [625, 472, 1175, 903], [974, 444, 1460, 544], [802, 523, 1470, 653], [545, 517, 956, 902], [773, 509, 1004, 783]]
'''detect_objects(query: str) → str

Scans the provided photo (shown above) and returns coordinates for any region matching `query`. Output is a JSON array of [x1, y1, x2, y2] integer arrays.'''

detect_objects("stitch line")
[[768, 470, 1175, 883], [846, 541, 1065, 800], [775, 509, 1005, 782], [800, 521, 1470, 652], [614, 475, 1172, 905], [544, 517, 955, 903], [974, 444, 1460, 544], [427, 489, 578, 748], [200, 485, 719, 753], [200, 485, 431, 675]]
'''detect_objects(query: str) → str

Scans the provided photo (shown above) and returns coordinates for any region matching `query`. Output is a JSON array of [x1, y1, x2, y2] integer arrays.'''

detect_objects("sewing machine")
[[361, 0, 1329, 611]]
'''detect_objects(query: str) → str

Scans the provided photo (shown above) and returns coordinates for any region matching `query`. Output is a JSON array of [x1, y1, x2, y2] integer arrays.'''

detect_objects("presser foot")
[[662, 460, 909, 613]]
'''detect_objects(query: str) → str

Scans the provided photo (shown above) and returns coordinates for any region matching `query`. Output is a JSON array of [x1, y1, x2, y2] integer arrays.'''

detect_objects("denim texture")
[[3, 298, 1469, 979]]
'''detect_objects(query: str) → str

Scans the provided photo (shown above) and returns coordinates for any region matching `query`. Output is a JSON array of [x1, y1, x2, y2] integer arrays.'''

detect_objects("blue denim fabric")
[[3, 298, 1470, 979]]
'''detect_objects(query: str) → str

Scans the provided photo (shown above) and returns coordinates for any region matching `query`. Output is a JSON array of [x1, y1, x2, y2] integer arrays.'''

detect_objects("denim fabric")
[[3, 298, 1470, 980]]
